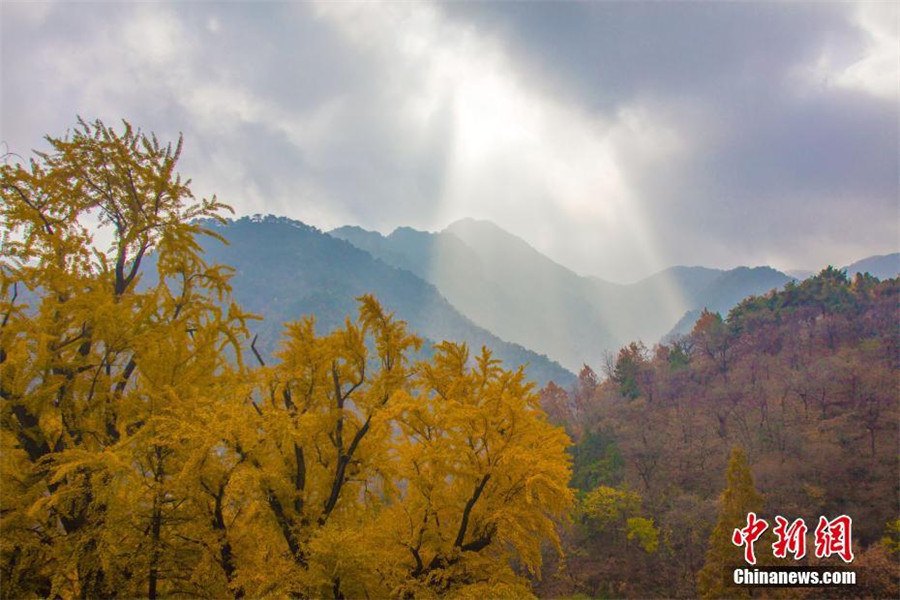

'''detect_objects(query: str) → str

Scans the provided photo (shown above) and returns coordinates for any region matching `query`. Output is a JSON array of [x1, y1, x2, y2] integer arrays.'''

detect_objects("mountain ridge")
[[844, 252, 900, 280], [201, 215, 575, 386], [330, 220, 798, 370]]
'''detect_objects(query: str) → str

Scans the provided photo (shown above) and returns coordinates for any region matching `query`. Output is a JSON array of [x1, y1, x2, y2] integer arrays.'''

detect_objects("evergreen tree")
[[696, 447, 763, 599]]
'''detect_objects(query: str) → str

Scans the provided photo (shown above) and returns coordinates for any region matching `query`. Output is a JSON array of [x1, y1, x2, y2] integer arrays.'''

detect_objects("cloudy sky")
[[2, 1, 898, 282]]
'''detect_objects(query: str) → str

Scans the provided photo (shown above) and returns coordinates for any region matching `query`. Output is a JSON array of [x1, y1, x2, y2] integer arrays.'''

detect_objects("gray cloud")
[[2, 1, 897, 281], [444, 2, 858, 108], [444, 2, 898, 270]]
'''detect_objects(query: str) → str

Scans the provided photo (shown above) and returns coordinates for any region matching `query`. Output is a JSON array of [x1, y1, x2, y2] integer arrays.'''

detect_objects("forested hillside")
[[538, 268, 900, 598]]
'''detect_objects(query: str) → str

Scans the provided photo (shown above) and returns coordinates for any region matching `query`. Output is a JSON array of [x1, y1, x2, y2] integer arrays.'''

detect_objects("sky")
[[2, 1, 898, 283]]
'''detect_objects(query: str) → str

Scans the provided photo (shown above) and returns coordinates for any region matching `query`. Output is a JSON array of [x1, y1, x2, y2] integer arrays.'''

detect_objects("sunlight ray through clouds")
[[312, 0, 688, 313], [2, 0, 896, 282]]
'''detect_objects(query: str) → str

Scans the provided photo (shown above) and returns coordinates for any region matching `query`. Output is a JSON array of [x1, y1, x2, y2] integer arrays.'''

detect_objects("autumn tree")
[[696, 447, 763, 599], [1, 118, 251, 597], [227, 321, 574, 598], [215, 296, 424, 598], [540, 380, 577, 436], [391, 343, 573, 598], [610, 342, 649, 400], [574, 364, 598, 410]]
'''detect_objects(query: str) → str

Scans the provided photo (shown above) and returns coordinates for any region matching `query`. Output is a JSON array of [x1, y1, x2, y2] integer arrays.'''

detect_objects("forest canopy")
[[539, 266, 899, 598]]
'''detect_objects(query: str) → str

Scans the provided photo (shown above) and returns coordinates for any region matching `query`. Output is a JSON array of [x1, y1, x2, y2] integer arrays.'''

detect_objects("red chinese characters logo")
[[772, 516, 807, 559], [814, 515, 854, 563], [732, 514, 854, 564], [732, 512, 768, 565]]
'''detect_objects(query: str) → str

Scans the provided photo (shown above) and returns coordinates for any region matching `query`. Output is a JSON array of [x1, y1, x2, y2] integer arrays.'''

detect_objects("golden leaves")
[[1, 119, 574, 599]]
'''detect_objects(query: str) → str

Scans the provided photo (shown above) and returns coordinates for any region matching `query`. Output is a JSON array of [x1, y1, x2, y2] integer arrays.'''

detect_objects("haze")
[[2, 1, 897, 282]]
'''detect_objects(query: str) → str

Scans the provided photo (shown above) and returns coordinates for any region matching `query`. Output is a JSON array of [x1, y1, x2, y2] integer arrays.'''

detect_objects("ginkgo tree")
[[1, 119, 574, 599], [208, 304, 573, 599], [389, 342, 573, 599], [1, 118, 256, 598]]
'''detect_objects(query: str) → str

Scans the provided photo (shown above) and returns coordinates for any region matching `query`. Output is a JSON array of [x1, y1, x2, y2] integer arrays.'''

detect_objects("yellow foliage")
[[625, 517, 659, 553], [1, 119, 574, 599]]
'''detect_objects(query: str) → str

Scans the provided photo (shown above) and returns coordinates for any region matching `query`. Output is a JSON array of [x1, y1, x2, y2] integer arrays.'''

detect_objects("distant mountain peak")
[[389, 225, 430, 238], [242, 214, 320, 233], [445, 217, 515, 236], [331, 224, 373, 234], [843, 252, 900, 280], [446, 216, 488, 227]]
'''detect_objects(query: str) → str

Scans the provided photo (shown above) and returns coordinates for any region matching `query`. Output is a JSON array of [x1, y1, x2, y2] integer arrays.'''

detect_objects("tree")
[[226, 297, 424, 598], [570, 429, 624, 492], [392, 343, 573, 598], [574, 364, 598, 408], [540, 380, 576, 434], [691, 310, 731, 382], [198, 305, 574, 599], [696, 447, 763, 599], [1, 118, 250, 597], [610, 342, 648, 400], [581, 485, 659, 553]]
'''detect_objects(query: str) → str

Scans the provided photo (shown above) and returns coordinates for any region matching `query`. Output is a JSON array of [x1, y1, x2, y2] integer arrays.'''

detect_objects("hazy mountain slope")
[[589, 265, 724, 345], [336, 218, 619, 371], [201, 216, 574, 386], [333, 219, 798, 371], [441, 221, 797, 358], [844, 253, 900, 280], [703, 266, 791, 307], [786, 269, 815, 280], [665, 266, 794, 339], [331, 226, 524, 353]]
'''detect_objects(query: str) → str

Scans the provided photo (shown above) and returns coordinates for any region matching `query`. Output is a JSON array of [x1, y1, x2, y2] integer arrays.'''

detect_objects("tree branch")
[[454, 473, 491, 548]]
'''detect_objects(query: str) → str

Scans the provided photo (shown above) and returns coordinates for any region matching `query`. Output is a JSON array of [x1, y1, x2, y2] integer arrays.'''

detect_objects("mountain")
[[786, 268, 815, 280], [844, 253, 900, 280], [586, 265, 725, 347], [335, 219, 618, 372], [198, 216, 574, 386], [663, 266, 793, 339], [784, 254, 899, 282], [332, 219, 793, 371]]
